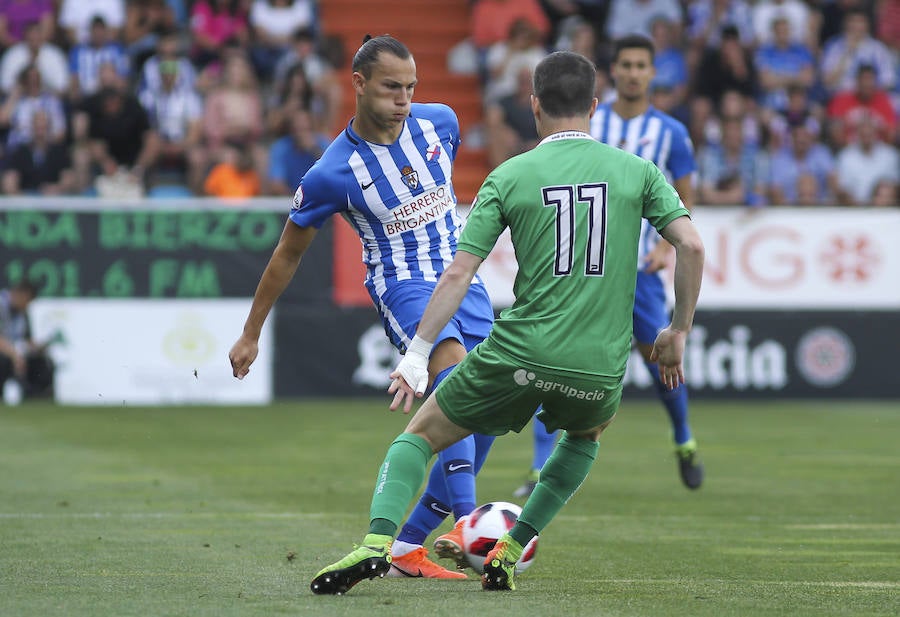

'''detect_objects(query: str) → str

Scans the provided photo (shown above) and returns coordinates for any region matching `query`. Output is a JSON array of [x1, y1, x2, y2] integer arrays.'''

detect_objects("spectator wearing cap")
[[827, 64, 897, 148], [0, 0, 55, 50], [834, 114, 899, 206], [820, 9, 896, 94], [768, 117, 837, 205], [0, 20, 69, 97], [68, 16, 130, 103]]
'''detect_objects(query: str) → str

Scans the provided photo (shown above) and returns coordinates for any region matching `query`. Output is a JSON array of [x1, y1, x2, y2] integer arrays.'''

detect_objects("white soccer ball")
[[461, 501, 538, 574]]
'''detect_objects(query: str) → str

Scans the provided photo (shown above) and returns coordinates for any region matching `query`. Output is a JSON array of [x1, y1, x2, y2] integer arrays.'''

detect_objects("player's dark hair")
[[352, 35, 412, 78], [533, 51, 596, 118], [612, 34, 655, 62]]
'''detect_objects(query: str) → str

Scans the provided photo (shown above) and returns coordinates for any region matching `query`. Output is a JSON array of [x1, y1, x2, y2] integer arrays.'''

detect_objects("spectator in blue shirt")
[[265, 109, 327, 195], [755, 16, 816, 111], [68, 16, 130, 102], [768, 117, 837, 205], [698, 114, 770, 207]]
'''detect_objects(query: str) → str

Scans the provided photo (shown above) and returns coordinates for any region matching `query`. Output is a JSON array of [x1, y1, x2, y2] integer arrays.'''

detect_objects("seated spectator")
[[484, 64, 539, 169], [827, 64, 897, 149], [0, 20, 69, 97], [871, 179, 899, 207], [265, 109, 327, 195], [483, 18, 547, 104], [202, 52, 265, 170], [699, 89, 762, 151], [606, 0, 682, 40], [58, 0, 126, 46], [189, 0, 249, 69], [1, 110, 76, 195], [687, 0, 754, 54], [470, 0, 550, 50], [698, 114, 770, 207], [0, 65, 65, 150], [767, 117, 837, 205], [694, 25, 758, 110], [123, 0, 177, 70], [794, 172, 825, 206], [834, 114, 900, 206], [68, 16, 130, 103], [0, 0, 55, 51], [139, 29, 199, 100], [248, 0, 316, 80], [650, 16, 689, 110], [820, 9, 896, 95], [203, 138, 261, 198], [755, 16, 816, 111], [83, 82, 160, 190], [764, 84, 823, 152], [272, 27, 341, 134], [650, 83, 690, 127], [752, 0, 818, 48], [265, 62, 314, 137], [138, 58, 208, 194]]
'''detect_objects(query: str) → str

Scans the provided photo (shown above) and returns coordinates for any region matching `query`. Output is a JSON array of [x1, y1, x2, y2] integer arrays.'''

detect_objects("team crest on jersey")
[[426, 143, 442, 162], [400, 165, 419, 190], [292, 186, 303, 210]]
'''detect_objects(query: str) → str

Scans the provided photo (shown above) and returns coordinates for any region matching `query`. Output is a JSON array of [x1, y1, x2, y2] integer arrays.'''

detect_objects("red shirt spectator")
[[470, 0, 550, 49], [827, 65, 897, 145]]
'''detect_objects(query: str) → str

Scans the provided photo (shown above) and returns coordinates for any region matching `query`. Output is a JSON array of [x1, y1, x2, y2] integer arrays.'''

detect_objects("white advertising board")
[[29, 299, 273, 405], [478, 208, 900, 310]]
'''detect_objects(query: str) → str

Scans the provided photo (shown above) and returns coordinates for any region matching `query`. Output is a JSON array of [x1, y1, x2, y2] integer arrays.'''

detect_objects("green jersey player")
[[310, 50, 704, 595]]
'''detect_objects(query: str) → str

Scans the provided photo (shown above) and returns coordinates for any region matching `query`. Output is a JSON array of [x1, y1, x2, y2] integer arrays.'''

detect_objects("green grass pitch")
[[1, 399, 898, 617]]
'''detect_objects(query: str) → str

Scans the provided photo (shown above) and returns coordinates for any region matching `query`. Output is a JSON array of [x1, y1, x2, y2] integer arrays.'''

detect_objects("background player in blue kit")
[[590, 34, 703, 490], [515, 34, 704, 495], [229, 35, 494, 578]]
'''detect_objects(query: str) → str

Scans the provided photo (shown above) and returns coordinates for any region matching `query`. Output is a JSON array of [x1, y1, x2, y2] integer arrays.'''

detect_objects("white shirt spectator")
[[821, 35, 896, 93], [139, 56, 197, 97], [0, 42, 70, 95], [835, 141, 899, 204], [59, 0, 126, 44], [606, 0, 682, 39], [753, 0, 811, 46], [140, 86, 203, 142], [249, 0, 315, 40]]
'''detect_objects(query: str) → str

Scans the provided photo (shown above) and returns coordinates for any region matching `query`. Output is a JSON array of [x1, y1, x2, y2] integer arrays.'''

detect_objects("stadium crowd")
[[0, 0, 896, 206]]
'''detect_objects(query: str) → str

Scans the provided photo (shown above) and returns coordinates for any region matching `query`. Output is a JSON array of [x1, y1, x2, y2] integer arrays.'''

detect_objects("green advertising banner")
[[0, 200, 334, 301]]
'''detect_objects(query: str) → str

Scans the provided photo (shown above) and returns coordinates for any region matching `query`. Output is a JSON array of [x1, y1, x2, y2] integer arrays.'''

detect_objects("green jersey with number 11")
[[458, 131, 690, 378]]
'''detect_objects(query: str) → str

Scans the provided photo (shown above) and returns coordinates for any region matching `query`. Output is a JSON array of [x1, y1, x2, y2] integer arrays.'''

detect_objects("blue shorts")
[[371, 280, 494, 353], [633, 271, 668, 345]]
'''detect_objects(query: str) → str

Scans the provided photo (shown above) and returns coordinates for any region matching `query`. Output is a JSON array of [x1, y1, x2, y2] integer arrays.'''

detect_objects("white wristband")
[[406, 334, 433, 358]]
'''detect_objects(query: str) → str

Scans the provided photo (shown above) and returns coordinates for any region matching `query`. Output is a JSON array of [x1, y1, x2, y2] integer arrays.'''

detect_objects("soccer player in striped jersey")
[[309, 50, 704, 595], [229, 35, 494, 579], [590, 34, 704, 489]]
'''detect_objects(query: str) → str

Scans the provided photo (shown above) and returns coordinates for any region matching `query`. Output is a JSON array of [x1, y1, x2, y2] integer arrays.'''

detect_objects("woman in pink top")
[[190, 0, 249, 67]]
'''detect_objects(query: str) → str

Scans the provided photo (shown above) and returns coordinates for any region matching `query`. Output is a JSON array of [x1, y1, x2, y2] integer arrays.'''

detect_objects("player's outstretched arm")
[[388, 250, 484, 411], [230, 221, 317, 379], [652, 216, 704, 389]]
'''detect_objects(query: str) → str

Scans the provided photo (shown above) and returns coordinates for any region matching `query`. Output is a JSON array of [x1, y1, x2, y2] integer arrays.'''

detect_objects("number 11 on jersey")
[[542, 183, 608, 277]]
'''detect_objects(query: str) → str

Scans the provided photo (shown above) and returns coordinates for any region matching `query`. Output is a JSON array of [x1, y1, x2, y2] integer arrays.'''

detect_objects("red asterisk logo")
[[820, 235, 881, 282]]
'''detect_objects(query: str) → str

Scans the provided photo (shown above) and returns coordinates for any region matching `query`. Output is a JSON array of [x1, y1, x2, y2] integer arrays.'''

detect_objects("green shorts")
[[434, 338, 623, 436]]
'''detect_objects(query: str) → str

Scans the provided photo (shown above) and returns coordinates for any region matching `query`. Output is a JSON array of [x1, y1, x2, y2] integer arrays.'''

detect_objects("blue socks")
[[532, 411, 559, 471], [645, 360, 692, 445]]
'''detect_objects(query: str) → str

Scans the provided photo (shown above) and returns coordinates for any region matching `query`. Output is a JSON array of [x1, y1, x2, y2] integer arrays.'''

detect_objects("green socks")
[[512, 433, 599, 546], [368, 433, 434, 537]]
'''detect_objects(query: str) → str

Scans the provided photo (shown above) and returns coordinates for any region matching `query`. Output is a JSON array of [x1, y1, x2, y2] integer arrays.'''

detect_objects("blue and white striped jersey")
[[290, 102, 471, 298], [589, 102, 695, 263]]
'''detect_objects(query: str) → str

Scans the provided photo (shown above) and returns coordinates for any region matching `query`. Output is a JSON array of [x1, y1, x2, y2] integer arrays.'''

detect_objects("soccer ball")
[[461, 501, 538, 574]]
